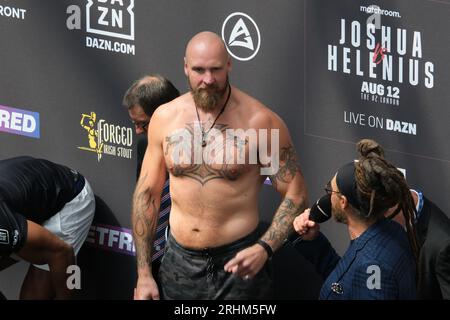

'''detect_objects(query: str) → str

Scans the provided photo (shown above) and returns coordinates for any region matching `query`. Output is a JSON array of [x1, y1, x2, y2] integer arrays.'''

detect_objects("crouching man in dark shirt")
[[0, 156, 95, 299]]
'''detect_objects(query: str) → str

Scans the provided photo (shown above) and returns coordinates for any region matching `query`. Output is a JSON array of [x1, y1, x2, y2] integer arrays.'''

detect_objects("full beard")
[[332, 202, 348, 224], [189, 78, 229, 112]]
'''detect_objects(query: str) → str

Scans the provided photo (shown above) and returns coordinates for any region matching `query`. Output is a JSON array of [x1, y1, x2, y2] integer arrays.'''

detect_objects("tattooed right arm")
[[132, 107, 168, 300], [132, 173, 159, 272]]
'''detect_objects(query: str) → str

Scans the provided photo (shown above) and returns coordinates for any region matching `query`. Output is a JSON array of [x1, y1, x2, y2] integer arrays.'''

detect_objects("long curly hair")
[[354, 139, 419, 260]]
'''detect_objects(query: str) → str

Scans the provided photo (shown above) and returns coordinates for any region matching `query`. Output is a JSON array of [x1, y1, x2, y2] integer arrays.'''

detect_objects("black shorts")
[[158, 228, 273, 300], [0, 201, 27, 257]]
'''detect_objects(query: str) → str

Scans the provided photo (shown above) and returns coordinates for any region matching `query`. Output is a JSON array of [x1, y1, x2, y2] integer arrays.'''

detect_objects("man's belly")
[[166, 169, 264, 248], [168, 202, 259, 249]]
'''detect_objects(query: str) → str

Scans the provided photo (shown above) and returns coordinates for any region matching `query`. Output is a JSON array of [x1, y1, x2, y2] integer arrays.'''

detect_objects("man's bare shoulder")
[[234, 88, 285, 129], [151, 93, 191, 122]]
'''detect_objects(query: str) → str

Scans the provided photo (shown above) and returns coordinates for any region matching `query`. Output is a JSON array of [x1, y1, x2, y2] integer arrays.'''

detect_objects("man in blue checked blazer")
[[295, 221, 417, 299], [293, 139, 417, 299], [123, 75, 179, 280]]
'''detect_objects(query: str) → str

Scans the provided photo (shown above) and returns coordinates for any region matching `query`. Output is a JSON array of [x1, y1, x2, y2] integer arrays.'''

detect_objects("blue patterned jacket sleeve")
[[293, 232, 341, 279]]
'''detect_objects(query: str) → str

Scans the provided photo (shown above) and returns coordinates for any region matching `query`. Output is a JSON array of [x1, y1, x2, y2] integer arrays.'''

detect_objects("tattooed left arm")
[[224, 117, 309, 279], [263, 143, 309, 252]]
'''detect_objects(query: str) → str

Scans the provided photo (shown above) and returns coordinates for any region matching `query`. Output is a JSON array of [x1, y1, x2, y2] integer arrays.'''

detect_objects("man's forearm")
[[264, 145, 309, 251], [261, 196, 308, 252], [132, 174, 159, 276]]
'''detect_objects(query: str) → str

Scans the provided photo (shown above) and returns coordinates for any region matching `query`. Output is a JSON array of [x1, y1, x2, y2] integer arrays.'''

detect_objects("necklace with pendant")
[[195, 84, 231, 147]]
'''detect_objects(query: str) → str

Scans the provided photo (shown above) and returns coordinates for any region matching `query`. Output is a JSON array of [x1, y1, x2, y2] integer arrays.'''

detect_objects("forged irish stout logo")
[[222, 12, 261, 61], [77, 111, 133, 162], [66, 0, 136, 55]]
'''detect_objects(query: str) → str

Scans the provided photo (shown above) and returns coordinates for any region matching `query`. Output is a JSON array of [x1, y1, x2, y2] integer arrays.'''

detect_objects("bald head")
[[137, 75, 160, 86], [184, 32, 231, 111], [185, 31, 229, 62]]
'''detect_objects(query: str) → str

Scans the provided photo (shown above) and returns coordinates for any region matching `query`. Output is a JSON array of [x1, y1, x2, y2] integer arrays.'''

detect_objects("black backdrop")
[[0, 0, 449, 299]]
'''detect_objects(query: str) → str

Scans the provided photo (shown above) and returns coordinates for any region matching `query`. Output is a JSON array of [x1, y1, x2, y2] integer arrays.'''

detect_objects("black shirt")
[[0, 156, 81, 256], [0, 156, 80, 224]]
